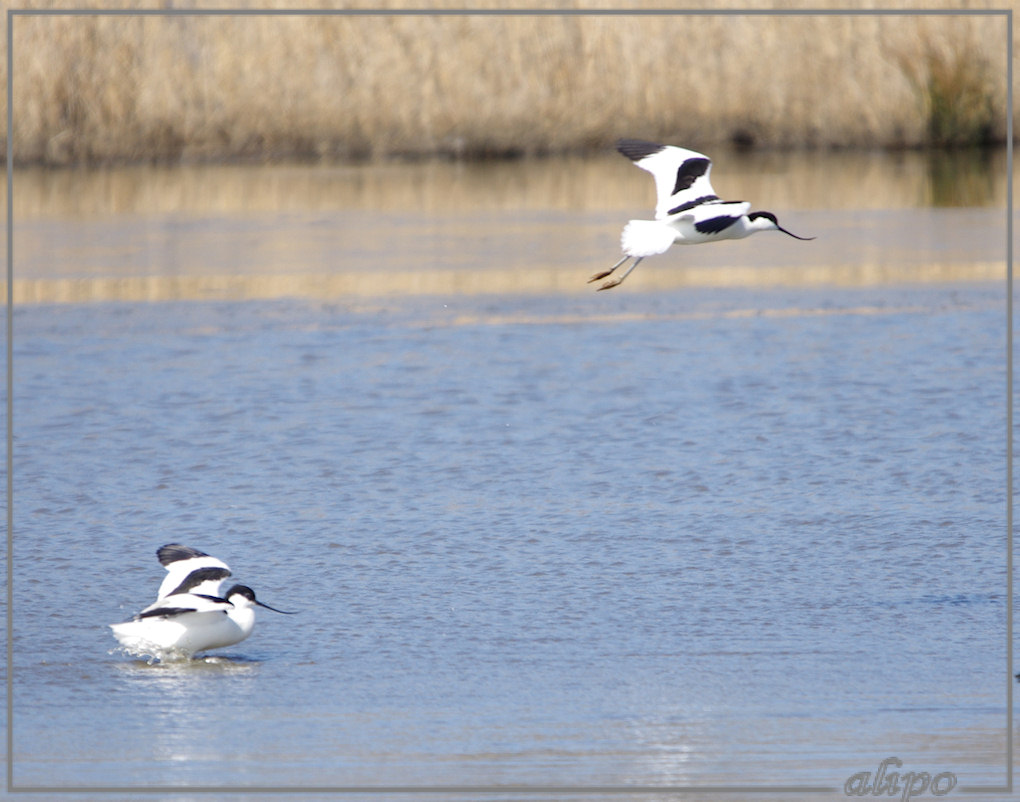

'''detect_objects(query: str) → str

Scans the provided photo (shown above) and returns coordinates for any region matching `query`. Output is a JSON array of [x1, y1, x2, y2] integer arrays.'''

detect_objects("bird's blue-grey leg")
[[588, 255, 630, 284], [597, 257, 643, 291]]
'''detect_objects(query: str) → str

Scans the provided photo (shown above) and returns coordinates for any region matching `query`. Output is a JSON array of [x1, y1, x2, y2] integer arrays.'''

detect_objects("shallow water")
[[6, 153, 1014, 800]]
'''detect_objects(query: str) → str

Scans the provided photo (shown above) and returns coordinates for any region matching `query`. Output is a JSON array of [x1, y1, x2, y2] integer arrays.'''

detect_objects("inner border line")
[[1003, 6, 1014, 796], [5, 6, 1013, 795], [5, 4, 13, 795], [7, 7, 1012, 15]]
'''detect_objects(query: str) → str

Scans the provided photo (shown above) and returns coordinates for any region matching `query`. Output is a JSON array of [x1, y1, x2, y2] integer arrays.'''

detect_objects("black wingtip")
[[616, 138, 665, 162], [157, 544, 211, 566]]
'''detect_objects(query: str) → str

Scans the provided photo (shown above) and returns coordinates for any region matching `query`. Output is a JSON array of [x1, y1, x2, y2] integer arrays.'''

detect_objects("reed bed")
[[5, 1, 1012, 165]]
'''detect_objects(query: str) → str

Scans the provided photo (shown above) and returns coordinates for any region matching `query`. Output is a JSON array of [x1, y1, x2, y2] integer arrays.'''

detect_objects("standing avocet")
[[110, 544, 294, 661], [589, 139, 814, 290]]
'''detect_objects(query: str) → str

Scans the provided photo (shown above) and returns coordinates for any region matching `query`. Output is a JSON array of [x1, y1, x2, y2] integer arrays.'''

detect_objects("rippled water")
[[6, 153, 1013, 800]]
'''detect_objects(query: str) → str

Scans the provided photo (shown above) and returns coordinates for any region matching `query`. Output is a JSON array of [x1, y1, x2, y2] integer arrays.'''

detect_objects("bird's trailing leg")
[[596, 257, 643, 291], [588, 255, 631, 285]]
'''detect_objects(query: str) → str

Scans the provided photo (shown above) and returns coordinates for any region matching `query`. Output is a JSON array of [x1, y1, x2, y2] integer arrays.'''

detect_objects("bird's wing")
[[135, 592, 232, 620], [617, 139, 718, 221], [156, 543, 232, 599]]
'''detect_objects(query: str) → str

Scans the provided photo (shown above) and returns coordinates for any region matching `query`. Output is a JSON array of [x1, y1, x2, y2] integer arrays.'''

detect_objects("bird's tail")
[[621, 220, 676, 258]]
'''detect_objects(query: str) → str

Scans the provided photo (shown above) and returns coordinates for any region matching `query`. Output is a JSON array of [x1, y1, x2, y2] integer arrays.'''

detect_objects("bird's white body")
[[619, 209, 768, 256], [110, 544, 292, 662], [590, 139, 813, 290], [110, 592, 258, 661]]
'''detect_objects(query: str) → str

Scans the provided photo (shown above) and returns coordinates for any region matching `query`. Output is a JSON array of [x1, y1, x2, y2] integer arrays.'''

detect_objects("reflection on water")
[[923, 148, 1004, 207], [112, 653, 261, 672], [9, 147, 1010, 219], [112, 653, 261, 773], [5, 148, 1009, 303]]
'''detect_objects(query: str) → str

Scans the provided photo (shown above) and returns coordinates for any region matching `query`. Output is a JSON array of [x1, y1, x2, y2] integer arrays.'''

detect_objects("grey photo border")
[[4, 6, 1013, 796]]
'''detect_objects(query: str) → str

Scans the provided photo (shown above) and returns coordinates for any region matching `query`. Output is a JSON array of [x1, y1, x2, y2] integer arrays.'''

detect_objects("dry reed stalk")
[[4, 1, 1012, 165]]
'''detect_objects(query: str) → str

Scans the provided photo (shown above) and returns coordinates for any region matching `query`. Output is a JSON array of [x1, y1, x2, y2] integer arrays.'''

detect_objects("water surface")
[[7, 152, 1013, 800]]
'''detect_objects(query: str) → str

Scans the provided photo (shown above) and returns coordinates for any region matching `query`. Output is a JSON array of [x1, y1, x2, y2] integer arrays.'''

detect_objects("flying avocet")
[[589, 138, 814, 290], [110, 543, 294, 661]]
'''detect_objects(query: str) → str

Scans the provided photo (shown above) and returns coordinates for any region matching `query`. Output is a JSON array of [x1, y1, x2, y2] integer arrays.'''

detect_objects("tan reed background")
[[4, 1, 1012, 166]]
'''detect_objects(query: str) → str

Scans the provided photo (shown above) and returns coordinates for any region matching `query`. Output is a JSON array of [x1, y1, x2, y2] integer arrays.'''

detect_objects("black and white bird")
[[110, 544, 294, 661], [589, 139, 814, 290]]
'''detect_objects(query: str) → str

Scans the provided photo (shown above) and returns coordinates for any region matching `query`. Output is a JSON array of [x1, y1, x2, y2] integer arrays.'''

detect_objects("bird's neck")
[[228, 606, 257, 634]]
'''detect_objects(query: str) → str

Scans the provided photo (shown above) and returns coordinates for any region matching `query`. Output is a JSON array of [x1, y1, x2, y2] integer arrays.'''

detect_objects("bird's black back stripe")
[[135, 606, 195, 620], [165, 566, 231, 597], [672, 158, 711, 196], [616, 138, 665, 162], [694, 215, 740, 235], [157, 544, 211, 566], [667, 194, 720, 216]]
